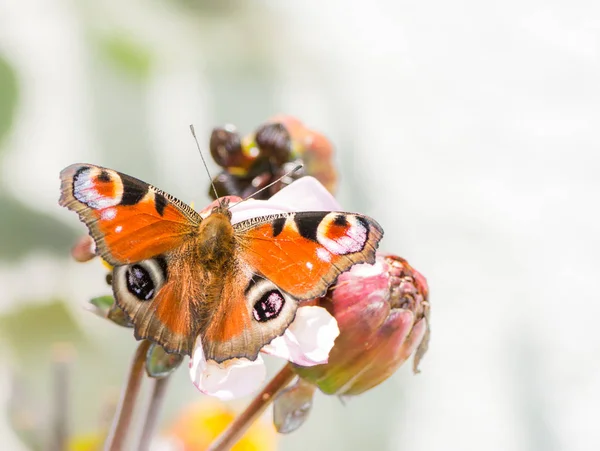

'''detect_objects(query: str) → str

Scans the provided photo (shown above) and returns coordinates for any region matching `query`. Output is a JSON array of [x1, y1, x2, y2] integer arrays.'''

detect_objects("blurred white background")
[[0, 0, 599, 450]]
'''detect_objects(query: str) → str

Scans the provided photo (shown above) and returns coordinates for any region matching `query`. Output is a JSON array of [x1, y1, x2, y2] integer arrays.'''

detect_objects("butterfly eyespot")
[[253, 290, 285, 322], [72, 167, 124, 210], [114, 259, 166, 304], [316, 213, 369, 255], [126, 264, 155, 300]]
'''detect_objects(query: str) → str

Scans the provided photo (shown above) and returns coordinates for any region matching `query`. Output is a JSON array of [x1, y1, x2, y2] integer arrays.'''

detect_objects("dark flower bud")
[[209, 125, 251, 170], [254, 122, 292, 166]]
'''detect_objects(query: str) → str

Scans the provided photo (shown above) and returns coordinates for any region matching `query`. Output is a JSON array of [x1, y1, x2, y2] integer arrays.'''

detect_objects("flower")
[[71, 235, 96, 262], [189, 176, 343, 400], [189, 305, 339, 400], [209, 116, 337, 200], [292, 253, 430, 395], [68, 433, 104, 451], [273, 254, 430, 433], [161, 400, 277, 451], [269, 115, 337, 194]]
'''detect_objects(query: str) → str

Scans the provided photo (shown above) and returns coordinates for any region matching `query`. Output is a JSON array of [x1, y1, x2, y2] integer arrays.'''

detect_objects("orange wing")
[[201, 269, 299, 362], [198, 211, 382, 362], [59, 164, 201, 265], [110, 248, 300, 359], [111, 243, 207, 355], [234, 211, 383, 299], [60, 164, 206, 355]]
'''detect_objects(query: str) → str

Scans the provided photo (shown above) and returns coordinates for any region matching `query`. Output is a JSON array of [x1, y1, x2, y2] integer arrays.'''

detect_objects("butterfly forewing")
[[234, 211, 383, 299], [59, 164, 201, 265]]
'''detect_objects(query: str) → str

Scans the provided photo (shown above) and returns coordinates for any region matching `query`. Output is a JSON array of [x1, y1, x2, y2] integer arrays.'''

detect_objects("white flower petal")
[[189, 337, 208, 381], [149, 436, 184, 451], [268, 176, 342, 211], [230, 176, 341, 224], [262, 306, 340, 366], [346, 259, 386, 278], [189, 338, 267, 400]]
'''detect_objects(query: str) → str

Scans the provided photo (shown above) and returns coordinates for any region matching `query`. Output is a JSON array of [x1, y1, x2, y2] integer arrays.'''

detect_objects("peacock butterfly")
[[59, 164, 383, 362]]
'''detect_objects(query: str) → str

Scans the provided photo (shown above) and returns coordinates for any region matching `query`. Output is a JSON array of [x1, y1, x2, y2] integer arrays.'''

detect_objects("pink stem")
[[104, 340, 151, 451], [207, 365, 296, 451]]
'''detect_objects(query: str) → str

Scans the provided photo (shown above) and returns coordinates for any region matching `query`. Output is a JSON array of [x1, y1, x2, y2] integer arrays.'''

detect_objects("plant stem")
[[207, 364, 296, 451], [104, 340, 151, 451], [51, 343, 73, 451], [138, 376, 170, 451]]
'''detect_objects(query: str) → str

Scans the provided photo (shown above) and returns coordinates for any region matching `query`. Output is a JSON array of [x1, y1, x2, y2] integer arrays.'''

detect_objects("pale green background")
[[0, 1, 598, 450]]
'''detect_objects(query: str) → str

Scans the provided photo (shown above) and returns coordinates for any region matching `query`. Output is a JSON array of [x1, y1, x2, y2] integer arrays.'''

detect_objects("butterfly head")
[[210, 196, 232, 219]]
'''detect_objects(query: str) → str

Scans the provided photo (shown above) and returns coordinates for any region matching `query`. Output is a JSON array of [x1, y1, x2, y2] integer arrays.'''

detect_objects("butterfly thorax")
[[196, 209, 235, 271]]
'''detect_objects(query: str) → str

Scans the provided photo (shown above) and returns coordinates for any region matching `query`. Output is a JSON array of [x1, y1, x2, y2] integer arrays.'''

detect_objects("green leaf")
[[89, 295, 115, 314], [98, 33, 152, 80], [0, 194, 77, 261], [0, 300, 87, 361], [0, 53, 19, 151]]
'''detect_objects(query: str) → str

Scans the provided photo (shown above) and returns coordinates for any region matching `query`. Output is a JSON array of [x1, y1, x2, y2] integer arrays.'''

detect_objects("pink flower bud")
[[268, 115, 337, 194], [70, 235, 96, 262], [292, 254, 430, 396]]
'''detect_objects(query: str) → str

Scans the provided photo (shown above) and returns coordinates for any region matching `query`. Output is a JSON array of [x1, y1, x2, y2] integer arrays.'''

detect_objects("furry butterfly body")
[[59, 164, 383, 362]]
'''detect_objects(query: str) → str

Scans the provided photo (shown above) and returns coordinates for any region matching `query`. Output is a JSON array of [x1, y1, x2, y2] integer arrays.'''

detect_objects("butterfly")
[[59, 164, 384, 362]]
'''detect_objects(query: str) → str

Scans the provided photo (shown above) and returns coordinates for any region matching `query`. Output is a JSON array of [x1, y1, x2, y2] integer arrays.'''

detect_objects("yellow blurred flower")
[[167, 400, 277, 451], [66, 400, 277, 451], [67, 432, 103, 451]]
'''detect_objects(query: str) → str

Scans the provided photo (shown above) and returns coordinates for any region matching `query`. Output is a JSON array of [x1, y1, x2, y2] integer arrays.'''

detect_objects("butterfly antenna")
[[228, 164, 303, 210], [190, 124, 221, 207]]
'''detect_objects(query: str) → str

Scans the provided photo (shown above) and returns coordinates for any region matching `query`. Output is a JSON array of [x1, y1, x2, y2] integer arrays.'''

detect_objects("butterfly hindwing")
[[59, 163, 201, 265], [234, 211, 383, 299], [111, 242, 300, 360], [202, 269, 299, 362], [111, 241, 207, 355]]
